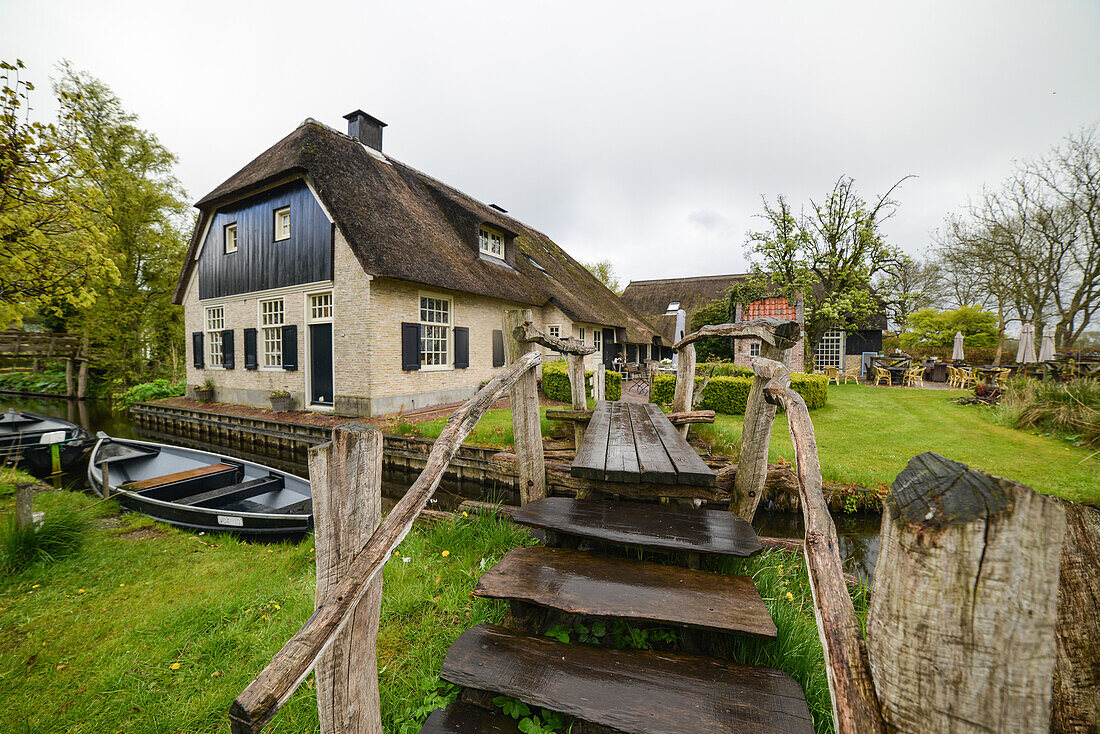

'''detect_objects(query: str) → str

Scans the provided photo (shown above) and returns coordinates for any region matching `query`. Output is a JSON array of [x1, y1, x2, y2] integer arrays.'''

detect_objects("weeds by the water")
[[0, 508, 88, 572]]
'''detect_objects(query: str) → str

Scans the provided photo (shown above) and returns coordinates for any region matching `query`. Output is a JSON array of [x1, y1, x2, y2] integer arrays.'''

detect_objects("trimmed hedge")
[[698, 362, 754, 377], [651, 372, 828, 414], [541, 360, 622, 402]]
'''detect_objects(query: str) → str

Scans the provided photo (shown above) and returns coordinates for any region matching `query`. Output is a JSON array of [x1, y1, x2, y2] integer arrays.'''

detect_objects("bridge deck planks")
[[420, 702, 523, 734], [510, 497, 763, 557], [441, 624, 813, 734], [474, 545, 776, 638]]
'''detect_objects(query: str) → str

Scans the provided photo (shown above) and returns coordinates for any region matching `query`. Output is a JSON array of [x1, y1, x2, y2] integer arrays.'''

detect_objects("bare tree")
[[876, 254, 946, 330]]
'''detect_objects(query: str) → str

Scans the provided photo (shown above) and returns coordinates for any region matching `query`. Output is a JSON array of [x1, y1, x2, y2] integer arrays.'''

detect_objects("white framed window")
[[274, 207, 291, 241], [419, 294, 451, 369], [548, 325, 561, 340], [260, 298, 285, 368], [478, 226, 504, 259], [749, 342, 760, 357], [206, 306, 225, 367], [309, 292, 333, 322], [817, 330, 844, 370], [578, 327, 586, 343], [224, 223, 238, 254], [593, 329, 602, 353]]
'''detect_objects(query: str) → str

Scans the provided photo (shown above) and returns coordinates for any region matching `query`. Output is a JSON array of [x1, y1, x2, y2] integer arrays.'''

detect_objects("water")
[[2, 394, 883, 580]]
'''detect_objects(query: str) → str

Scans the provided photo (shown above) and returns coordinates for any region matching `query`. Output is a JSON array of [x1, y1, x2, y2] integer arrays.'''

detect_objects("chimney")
[[343, 109, 387, 151]]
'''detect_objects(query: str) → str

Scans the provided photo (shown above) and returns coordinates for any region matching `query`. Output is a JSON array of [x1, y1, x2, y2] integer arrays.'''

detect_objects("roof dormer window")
[[665, 301, 680, 314], [274, 207, 291, 241], [479, 226, 504, 260]]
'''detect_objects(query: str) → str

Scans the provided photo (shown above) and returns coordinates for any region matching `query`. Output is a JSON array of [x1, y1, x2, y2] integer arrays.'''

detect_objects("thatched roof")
[[174, 120, 659, 343], [620, 274, 750, 343]]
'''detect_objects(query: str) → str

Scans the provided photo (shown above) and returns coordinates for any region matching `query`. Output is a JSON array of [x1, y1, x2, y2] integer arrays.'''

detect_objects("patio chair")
[[874, 366, 892, 387], [994, 368, 1011, 389], [956, 367, 975, 389], [840, 365, 860, 384], [824, 366, 840, 385], [904, 365, 924, 388]]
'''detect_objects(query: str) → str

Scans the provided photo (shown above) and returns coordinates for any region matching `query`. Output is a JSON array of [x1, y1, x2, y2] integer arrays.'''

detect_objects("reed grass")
[[994, 377, 1100, 449]]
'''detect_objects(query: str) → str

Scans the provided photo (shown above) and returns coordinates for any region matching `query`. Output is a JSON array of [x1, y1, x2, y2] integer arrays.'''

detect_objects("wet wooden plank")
[[628, 403, 677, 485], [123, 463, 236, 491], [441, 624, 813, 734], [570, 401, 611, 481], [644, 402, 716, 486], [474, 546, 776, 638], [604, 402, 640, 482], [510, 498, 762, 557], [420, 701, 522, 734]]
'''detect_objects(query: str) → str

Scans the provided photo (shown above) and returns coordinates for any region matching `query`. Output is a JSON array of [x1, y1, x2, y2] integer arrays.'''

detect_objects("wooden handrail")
[[758, 357, 885, 734], [228, 350, 543, 733], [672, 317, 800, 351], [513, 321, 596, 355]]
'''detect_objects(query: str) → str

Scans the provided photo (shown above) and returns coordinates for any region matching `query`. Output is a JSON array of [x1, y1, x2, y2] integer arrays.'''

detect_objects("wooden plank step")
[[122, 463, 236, 491], [473, 546, 776, 638], [510, 497, 763, 557], [420, 701, 522, 734], [441, 624, 813, 734]]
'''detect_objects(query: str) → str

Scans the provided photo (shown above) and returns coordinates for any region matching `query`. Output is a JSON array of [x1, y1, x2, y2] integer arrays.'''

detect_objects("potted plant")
[[194, 378, 215, 402], [269, 389, 292, 412]]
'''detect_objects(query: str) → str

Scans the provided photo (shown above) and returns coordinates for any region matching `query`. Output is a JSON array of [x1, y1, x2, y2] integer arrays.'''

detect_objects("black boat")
[[87, 434, 313, 540], [0, 409, 92, 473]]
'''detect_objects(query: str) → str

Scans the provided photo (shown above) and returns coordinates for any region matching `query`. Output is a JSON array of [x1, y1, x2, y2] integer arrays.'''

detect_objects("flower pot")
[[194, 388, 214, 403], [270, 395, 292, 412]]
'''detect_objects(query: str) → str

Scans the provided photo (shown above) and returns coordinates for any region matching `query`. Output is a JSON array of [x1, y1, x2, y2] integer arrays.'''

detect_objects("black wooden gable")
[[197, 180, 333, 300]]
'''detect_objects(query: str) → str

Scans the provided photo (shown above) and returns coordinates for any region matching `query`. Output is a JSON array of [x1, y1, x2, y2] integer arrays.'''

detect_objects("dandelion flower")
[[274, 604, 281, 610], [777, 566, 784, 574], [462, 511, 468, 518], [170, 662, 181, 670], [786, 592, 794, 602], [119, 583, 125, 587], [31, 584, 40, 589], [77, 589, 85, 594], [441, 550, 450, 557]]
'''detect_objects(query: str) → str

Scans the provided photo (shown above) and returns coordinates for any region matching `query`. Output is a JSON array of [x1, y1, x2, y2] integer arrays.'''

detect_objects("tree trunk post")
[[593, 363, 605, 402], [309, 422, 384, 734], [1052, 501, 1100, 732], [15, 483, 33, 531], [64, 358, 75, 398], [77, 333, 90, 399], [504, 310, 546, 505], [566, 353, 587, 447], [672, 343, 696, 438], [731, 352, 791, 520], [867, 452, 1066, 733]]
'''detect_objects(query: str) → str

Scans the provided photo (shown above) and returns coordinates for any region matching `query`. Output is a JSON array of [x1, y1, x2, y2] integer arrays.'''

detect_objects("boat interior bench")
[[123, 463, 242, 502], [182, 475, 285, 508]]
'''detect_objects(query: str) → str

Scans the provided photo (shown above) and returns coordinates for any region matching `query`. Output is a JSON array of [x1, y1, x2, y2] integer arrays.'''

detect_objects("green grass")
[[694, 382, 1099, 505], [416, 407, 558, 449]]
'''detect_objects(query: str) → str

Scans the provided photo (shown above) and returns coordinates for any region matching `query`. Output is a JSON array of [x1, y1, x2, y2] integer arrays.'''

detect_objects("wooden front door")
[[309, 323, 333, 406]]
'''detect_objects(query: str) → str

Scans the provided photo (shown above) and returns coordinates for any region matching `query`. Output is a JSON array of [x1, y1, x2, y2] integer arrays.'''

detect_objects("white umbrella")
[[952, 331, 965, 361], [1016, 322, 1037, 364], [1038, 331, 1055, 362]]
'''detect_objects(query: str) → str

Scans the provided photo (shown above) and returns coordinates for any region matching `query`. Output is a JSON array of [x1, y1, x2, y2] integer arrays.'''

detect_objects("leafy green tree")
[[899, 306, 998, 349], [745, 176, 908, 365], [53, 64, 189, 385], [0, 59, 115, 327], [583, 259, 622, 295], [689, 297, 735, 361]]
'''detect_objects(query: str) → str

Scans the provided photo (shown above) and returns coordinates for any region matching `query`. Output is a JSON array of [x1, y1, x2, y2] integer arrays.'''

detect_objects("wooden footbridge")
[[0, 330, 94, 398], [227, 311, 1100, 734]]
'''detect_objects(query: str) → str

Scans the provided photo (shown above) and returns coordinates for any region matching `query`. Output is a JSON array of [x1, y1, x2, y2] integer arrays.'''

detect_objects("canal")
[[3, 394, 882, 581]]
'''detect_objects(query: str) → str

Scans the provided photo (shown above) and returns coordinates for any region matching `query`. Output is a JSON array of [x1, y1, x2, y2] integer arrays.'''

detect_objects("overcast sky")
[[3, 0, 1098, 286]]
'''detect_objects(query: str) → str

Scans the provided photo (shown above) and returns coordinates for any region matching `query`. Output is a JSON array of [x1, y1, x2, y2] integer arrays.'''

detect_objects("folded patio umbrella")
[[1016, 322, 1037, 364], [1038, 331, 1055, 362], [952, 331, 965, 361]]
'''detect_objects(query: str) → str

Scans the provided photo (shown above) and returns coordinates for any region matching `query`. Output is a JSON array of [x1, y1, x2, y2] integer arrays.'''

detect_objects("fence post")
[[503, 309, 546, 505], [731, 351, 790, 520], [15, 483, 33, 531], [566, 353, 587, 447], [867, 452, 1065, 733], [64, 358, 75, 398], [309, 422, 384, 734], [77, 333, 90, 399], [671, 343, 695, 437], [593, 363, 606, 402]]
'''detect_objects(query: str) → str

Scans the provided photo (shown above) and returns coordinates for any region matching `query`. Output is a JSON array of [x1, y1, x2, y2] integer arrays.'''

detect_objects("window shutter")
[[454, 327, 469, 369], [244, 328, 258, 370], [192, 332, 204, 369], [222, 330, 235, 369], [401, 322, 421, 371], [282, 324, 298, 370], [492, 329, 505, 367]]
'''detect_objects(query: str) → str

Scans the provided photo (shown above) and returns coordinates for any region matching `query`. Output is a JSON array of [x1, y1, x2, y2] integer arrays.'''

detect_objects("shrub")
[[698, 362, 754, 377], [0, 368, 67, 395], [995, 377, 1100, 448], [651, 373, 828, 414], [541, 360, 622, 402], [0, 508, 88, 572], [118, 378, 186, 406]]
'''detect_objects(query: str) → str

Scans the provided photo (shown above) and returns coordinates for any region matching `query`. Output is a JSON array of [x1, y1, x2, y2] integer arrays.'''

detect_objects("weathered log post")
[[671, 343, 695, 438], [77, 333, 90, 399], [761, 368, 885, 734], [1052, 502, 1100, 732], [15, 483, 34, 530], [64, 358, 75, 398], [503, 310, 547, 505], [566, 353, 587, 447], [592, 363, 605, 402], [308, 422, 384, 734], [866, 452, 1066, 733], [732, 356, 791, 520]]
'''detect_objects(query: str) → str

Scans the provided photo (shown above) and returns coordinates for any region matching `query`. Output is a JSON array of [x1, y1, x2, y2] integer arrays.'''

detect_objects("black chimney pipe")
[[343, 110, 387, 152]]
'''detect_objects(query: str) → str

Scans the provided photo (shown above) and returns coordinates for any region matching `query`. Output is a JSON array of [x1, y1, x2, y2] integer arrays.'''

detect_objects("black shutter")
[[192, 332, 204, 368], [454, 327, 469, 369], [401, 322, 421, 371], [222, 330, 235, 369], [492, 329, 505, 367], [282, 324, 298, 370], [244, 328, 258, 370]]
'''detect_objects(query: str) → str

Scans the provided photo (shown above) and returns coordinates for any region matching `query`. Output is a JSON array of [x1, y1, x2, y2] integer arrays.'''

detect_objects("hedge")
[[541, 360, 622, 402], [651, 372, 828, 414]]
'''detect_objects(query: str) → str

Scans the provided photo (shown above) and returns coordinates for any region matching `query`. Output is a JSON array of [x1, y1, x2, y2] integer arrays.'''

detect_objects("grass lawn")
[[1, 482, 846, 733]]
